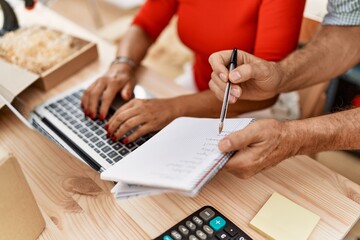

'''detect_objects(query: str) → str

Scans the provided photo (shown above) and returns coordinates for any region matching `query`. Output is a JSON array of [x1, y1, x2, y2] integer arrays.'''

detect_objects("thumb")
[[229, 50, 266, 84], [229, 63, 266, 84], [218, 124, 259, 152], [121, 80, 136, 100]]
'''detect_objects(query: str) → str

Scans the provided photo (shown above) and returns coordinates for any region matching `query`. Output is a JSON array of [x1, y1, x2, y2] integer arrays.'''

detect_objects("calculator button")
[[189, 235, 199, 240], [203, 225, 214, 236], [224, 225, 238, 237], [209, 216, 226, 231], [215, 230, 230, 240], [170, 230, 182, 240], [186, 220, 196, 231], [232, 235, 252, 240], [163, 235, 174, 240], [199, 207, 215, 221], [196, 230, 207, 240], [178, 225, 189, 236], [193, 216, 203, 226]]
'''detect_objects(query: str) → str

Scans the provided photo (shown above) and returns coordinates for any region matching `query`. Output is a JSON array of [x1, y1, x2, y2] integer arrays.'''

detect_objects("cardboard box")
[[0, 27, 98, 92], [0, 59, 39, 109], [34, 36, 98, 91], [0, 148, 46, 240]]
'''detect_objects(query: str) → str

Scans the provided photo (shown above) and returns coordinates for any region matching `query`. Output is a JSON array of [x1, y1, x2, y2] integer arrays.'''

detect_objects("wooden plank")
[[118, 156, 360, 239], [0, 5, 358, 240], [0, 108, 149, 239]]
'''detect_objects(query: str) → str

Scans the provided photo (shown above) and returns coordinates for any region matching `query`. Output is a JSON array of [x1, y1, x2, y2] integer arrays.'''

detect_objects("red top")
[[133, 0, 305, 91]]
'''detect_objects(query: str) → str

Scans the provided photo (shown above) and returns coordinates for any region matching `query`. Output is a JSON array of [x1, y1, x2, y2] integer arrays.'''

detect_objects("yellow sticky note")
[[250, 192, 320, 240]]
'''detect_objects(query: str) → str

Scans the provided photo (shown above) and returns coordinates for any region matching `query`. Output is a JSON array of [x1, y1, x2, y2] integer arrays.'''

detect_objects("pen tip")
[[218, 123, 223, 134]]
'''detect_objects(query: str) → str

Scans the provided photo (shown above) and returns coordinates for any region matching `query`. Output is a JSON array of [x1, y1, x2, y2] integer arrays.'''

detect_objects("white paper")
[[101, 117, 253, 195], [112, 181, 167, 200]]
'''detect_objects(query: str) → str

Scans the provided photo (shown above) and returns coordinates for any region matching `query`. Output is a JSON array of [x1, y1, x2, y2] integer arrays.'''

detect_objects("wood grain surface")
[[0, 4, 359, 240]]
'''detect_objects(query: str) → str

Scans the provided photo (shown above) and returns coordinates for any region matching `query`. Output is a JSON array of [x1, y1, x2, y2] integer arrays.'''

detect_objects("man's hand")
[[81, 63, 136, 120], [208, 50, 283, 102], [219, 119, 299, 179]]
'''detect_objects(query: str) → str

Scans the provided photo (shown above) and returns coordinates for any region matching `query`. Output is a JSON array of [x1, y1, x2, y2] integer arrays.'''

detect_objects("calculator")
[[155, 206, 252, 240]]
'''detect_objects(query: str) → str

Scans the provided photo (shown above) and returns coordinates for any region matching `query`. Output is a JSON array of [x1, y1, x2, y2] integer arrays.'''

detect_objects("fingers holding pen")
[[209, 72, 226, 101], [208, 50, 231, 79], [209, 71, 242, 104]]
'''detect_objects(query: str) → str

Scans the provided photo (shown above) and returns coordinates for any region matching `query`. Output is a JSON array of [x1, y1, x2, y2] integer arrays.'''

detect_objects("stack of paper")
[[101, 117, 253, 199]]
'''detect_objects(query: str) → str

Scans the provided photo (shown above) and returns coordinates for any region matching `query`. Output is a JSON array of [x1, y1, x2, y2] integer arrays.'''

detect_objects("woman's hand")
[[106, 98, 181, 143], [81, 63, 136, 120]]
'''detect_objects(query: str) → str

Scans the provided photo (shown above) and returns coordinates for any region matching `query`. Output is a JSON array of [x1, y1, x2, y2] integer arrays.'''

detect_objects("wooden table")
[[0, 5, 359, 240]]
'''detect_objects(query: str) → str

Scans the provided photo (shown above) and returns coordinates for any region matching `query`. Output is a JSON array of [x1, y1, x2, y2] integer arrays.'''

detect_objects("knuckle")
[[111, 75, 128, 84], [215, 64, 222, 72], [98, 77, 107, 83], [109, 78, 119, 85], [117, 72, 131, 81], [258, 63, 271, 78], [208, 53, 215, 63], [138, 125, 149, 134], [122, 121, 132, 129], [108, 122, 117, 132], [83, 88, 91, 96], [208, 81, 213, 89], [90, 89, 101, 98], [101, 93, 112, 102], [115, 116, 124, 124]]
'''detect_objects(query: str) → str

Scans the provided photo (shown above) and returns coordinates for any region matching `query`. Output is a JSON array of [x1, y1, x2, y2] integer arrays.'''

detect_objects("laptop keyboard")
[[43, 89, 152, 165]]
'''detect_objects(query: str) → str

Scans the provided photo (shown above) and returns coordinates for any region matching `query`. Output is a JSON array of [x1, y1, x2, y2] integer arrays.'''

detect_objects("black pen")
[[218, 48, 237, 134]]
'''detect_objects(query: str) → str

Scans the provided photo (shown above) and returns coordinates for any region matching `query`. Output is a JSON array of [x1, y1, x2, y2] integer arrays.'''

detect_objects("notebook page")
[[111, 181, 168, 200], [101, 117, 253, 191]]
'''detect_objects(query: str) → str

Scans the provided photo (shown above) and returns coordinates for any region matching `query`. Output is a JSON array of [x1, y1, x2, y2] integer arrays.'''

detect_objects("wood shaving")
[[0, 25, 83, 74]]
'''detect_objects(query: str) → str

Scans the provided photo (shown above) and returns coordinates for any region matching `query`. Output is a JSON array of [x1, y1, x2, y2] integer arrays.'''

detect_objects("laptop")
[[27, 83, 155, 172]]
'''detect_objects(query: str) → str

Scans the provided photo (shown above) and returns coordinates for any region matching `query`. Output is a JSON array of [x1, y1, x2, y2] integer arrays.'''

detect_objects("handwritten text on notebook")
[[101, 118, 253, 194]]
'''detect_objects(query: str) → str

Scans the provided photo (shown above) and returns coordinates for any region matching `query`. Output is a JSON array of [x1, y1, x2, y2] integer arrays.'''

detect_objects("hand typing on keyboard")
[[81, 63, 136, 121], [44, 90, 153, 166], [105, 98, 180, 143]]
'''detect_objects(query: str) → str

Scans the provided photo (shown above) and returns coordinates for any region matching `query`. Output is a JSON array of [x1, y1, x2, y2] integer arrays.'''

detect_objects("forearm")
[[172, 90, 278, 118], [285, 107, 360, 155], [278, 26, 360, 93], [115, 25, 153, 64]]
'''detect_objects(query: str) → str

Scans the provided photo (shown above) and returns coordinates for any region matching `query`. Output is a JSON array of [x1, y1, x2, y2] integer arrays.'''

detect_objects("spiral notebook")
[[101, 117, 254, 198]]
